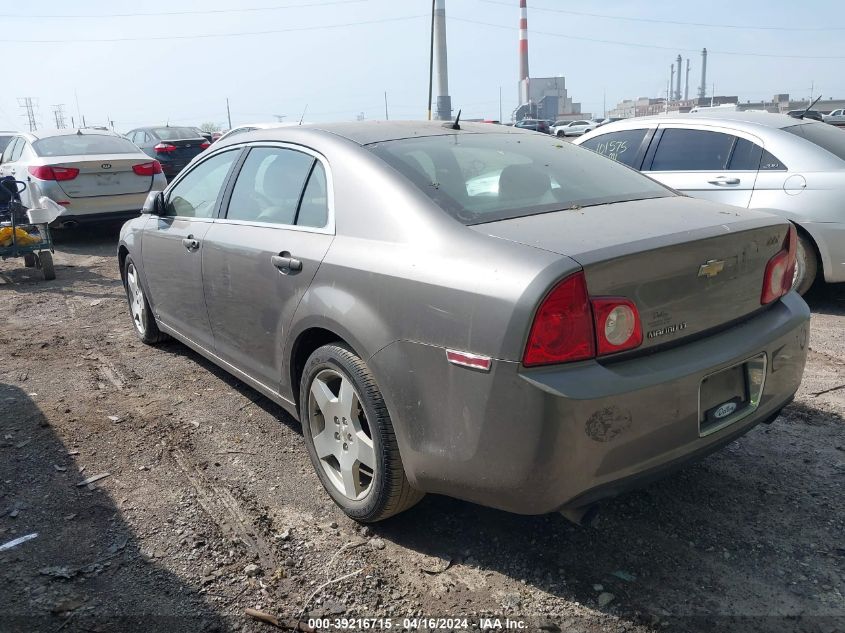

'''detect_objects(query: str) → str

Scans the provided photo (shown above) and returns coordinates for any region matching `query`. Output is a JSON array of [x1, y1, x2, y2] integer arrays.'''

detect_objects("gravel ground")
[[0, 224, 843, 633]]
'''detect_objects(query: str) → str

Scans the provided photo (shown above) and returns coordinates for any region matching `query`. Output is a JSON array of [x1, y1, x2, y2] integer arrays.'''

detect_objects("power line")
[[478, 0, 845, 32], [0, 0, 365, 19], [450, 16, 845, 60], [3, 15, 425, 43]]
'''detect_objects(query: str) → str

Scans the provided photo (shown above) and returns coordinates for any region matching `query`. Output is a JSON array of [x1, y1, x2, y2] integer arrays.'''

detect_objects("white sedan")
[[551, 120, 597, 137], [823, 109, 845, 126]]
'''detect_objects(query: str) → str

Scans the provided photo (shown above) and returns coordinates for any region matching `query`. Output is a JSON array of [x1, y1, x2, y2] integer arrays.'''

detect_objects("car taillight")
[[591, 298, 643, 356], [154, 143, 177, 153], [523, 272, 595, 367], [523, 271, 644, 367], [28, 165, 79, 181], [132, 161, 163, 176], [761, 224, 797, 305], [200, 141, 210, 150]]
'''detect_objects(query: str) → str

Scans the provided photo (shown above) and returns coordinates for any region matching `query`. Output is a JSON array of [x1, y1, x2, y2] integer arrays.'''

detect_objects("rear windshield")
[[783, 123, 845, 162], [152, 127, 205, 140], [0, 135, 12, 153], [32, 135, 139, 157], [368, 133, 672, 225]]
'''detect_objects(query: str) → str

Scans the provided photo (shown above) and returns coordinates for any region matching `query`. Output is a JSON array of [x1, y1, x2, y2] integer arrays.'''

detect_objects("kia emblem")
[[101, 163, 112, 169]]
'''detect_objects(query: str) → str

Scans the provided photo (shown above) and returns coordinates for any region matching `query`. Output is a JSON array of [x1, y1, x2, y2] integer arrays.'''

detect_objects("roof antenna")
[[447, 109, 461, 130], [299, 104, 308, 125], [799, 95, 822, 120]]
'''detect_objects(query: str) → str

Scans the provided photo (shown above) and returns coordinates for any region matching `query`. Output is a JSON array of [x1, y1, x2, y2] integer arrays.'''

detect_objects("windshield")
[[783, 123, 845, 162], [152, 127, 205, 140], [369, 133, 672, 225], [0, 135, 12, 153], [33, 135, 139, 157]]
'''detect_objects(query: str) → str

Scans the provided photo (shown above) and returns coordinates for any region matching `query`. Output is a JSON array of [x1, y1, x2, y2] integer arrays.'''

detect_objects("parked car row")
[[0, 128, 167, 227], [574, 111, 845, 294], [118, 121, 809, 524]]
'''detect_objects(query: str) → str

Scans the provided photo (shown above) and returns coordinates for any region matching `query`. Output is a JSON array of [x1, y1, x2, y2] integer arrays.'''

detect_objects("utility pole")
[[603, 89, 606, 118], [74, 90, 82, 128], [499, 86, 503, 122], [226, 98, 232, 129], [384, 91, 389, 120], [18, 97, 37, 132], [427, 0, 435, 120], [51, 104, 67, 129]]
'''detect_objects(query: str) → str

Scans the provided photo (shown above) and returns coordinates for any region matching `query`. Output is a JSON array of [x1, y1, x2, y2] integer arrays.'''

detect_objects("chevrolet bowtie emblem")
[[698, 259, 726, 278]]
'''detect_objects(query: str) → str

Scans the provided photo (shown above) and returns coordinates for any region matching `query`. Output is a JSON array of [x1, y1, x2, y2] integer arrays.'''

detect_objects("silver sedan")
[[0, 129, 167, 227], [575, 111, 845, 294], [119, 122, 808, 523]]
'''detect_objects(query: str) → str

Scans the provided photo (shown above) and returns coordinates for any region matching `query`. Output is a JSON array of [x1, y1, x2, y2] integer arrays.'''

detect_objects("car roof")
[[234, 120, 535, 146], [636, 110, 810, 130], [21, 128, 123, 141]]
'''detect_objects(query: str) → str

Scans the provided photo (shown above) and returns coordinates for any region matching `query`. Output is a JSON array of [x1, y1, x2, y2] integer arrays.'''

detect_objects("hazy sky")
[[1, 0, 842, 132]]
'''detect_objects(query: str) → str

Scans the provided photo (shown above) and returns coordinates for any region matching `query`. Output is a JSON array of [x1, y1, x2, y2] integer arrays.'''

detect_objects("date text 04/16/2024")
[[306, 617, 528, 629]]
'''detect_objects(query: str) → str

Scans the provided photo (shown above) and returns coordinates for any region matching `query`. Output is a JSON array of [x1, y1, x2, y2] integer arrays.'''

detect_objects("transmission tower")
[[51, 104, 67, 129], [18, 97, 37, 132]]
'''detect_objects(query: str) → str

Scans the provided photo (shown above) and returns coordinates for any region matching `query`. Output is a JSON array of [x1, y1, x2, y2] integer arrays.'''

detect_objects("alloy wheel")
[[126, 263, 146, 335], [307, 368, 375, 501]]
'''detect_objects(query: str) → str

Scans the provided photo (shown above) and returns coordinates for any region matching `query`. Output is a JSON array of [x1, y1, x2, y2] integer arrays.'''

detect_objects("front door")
[[141, 148, 240, 350], [202, 145, 334, 392], [644, 127, 759, 208]]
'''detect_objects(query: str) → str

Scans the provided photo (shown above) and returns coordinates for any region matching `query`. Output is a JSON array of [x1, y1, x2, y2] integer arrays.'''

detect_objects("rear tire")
[[123, 256, 168, 344], [793, 232, 818, 295], [300, 343, 423, 522]]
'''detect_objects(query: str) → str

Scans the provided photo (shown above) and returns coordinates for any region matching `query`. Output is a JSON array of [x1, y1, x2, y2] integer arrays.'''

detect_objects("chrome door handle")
[[271, 253, 302, 273], [708, 177, 740, 186], [181, 236, 200, 251]]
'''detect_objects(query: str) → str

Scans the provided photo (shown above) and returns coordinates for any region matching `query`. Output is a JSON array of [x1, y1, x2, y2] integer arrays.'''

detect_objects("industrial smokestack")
[[675, 54, 682, 101], [684, 58, 690, 101], [698, 48, 708, 101], [670, 64, 675, 103], [433, 0, 451, 120], [518, 0, 530, 104]]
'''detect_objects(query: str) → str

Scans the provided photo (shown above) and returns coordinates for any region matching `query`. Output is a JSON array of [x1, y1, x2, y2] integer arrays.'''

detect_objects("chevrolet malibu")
[[118, 122, 809, 524]]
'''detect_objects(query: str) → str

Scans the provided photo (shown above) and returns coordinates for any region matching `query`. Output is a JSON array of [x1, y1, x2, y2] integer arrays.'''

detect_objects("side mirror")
[[142, 190, 165, 215]]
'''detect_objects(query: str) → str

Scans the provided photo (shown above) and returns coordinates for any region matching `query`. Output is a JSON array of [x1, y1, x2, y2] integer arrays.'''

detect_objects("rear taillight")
[[761, 224, 797, 305], [28, 165, 79, 181], [523, 271, 643, 367], [132, 161, 163, 176], [154, 143, 177, 154], [591, 297, 643, 356], [523, 272, 595, 367], [200, 141, 210, 150]]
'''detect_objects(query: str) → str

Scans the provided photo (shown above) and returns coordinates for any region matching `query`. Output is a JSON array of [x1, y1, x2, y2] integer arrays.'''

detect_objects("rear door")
[[642, 126, 761, 208], [141, 148, 241, 349], [202, 144, 334, 391]]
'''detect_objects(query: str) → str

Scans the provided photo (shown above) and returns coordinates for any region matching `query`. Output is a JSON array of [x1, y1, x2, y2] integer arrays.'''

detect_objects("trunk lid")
[[50, 155, 155, 198], [472, 196, 789, 352], [155, 138, 206, 162]]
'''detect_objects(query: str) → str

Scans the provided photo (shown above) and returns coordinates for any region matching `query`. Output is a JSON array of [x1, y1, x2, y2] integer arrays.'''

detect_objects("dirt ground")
[[0, 224, 843, 633]]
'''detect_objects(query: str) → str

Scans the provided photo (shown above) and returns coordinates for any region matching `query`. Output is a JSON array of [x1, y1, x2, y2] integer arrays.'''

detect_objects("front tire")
[[300, 343, 423, 522], [793, 232, 818, 295], [123, 256, 168, 344]]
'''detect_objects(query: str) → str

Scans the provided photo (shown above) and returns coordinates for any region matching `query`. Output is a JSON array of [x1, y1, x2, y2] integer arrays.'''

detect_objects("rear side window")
[[727, 138, 762, 170], [761, 150, 787, 171], [296, 162, 329, 228], [165, 150, 238, 218], [226, 147, 315, 225], [33, 135, 139, 157], [783, 123, 845, 162], [651, 129, 735, 171], [579, 129, 649, 167]]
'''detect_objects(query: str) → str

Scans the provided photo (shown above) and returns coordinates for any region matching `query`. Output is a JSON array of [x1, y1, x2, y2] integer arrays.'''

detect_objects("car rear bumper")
[[369, 292, 810, 515], [47, 191, 152, 225]]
